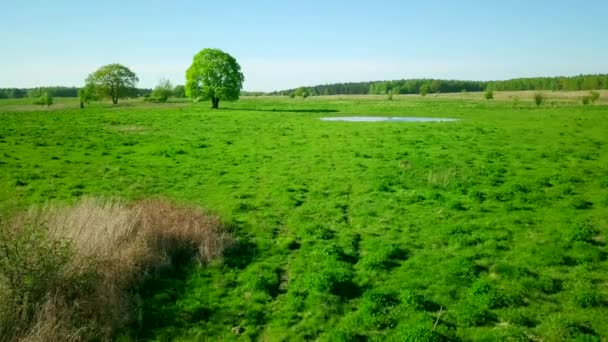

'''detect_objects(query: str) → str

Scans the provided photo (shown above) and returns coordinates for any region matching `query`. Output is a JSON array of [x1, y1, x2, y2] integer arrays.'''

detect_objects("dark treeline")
[[0, 86, 152, 99], [271, 74, 608, 96]]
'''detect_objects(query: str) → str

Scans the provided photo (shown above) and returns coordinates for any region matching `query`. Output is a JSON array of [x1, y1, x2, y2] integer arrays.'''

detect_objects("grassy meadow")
[[1, 93, 608, 340]]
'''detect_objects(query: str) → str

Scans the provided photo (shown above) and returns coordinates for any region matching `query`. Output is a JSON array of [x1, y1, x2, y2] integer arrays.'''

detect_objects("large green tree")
[[185, 49, 244, 109], [85, 64, 138, 104]]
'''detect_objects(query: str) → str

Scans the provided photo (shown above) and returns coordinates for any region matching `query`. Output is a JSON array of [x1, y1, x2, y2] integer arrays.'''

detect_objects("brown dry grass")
[[0, 198, 232, 342]]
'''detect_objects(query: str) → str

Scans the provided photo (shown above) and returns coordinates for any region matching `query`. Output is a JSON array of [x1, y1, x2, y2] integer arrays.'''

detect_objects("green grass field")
[[1, 95, 608, 340]]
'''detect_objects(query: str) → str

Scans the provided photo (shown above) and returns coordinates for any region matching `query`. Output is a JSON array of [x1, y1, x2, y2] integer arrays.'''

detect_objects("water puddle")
[[320, 116, 458, 122]]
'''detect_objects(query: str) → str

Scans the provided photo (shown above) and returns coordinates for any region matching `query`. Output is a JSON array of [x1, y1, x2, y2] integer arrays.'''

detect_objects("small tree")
[[78, 83, 97, 108], [589, 90, 600, 104], [420, 84, 430, 97], [149, 79, 173, 103], [534, 92, 544, 107], [34, 92, 53, 106], [186, 48, 244, 109], [484, 88, 494, 100], [294, 87, 310, 98], [85, 64, 138, 104]]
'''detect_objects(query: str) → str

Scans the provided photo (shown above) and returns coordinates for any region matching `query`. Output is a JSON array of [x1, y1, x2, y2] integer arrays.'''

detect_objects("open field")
[[1, 95, 608, 340]]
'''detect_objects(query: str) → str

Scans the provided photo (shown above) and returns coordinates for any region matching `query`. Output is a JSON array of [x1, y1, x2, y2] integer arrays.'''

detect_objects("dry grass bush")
[[0, 198, 232, 342]]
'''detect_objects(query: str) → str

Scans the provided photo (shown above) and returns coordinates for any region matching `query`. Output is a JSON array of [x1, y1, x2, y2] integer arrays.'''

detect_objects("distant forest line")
[[2, 74, 607, 99], [0, 87, 152, 99], [270, 74, 608, 96]]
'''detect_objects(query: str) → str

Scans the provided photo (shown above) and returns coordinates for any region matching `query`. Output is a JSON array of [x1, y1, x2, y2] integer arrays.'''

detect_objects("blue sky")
[[1, 0, 607, 91]]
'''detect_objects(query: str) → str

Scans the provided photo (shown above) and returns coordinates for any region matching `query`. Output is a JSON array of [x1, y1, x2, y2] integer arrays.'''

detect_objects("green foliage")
[[148, 79, 174, 103], [484, 88, 494, 100], [33, 92, 53, 106], [419, 83, 430, 96], [78, 83, 98, 108], [172, 85, 186, 98], [185, 48, 244, 108], [294, 87, 310, 98], [1, 96, 608, 340], [85, 63, 139, 104], [534, 92, 544, 106]]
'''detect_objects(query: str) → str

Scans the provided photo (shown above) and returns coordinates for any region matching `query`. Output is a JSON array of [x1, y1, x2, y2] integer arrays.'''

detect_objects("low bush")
[[534, 92, 544, 106], [484, 89, 494, 100], [147, 79, 173, 103], [33, 92, 53, 106], [0, 198, 232, 341]]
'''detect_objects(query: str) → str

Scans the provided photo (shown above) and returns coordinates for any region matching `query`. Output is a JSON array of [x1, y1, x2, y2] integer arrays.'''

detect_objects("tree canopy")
[[85, 64, 138, 104], [185, 48, 244, 108]]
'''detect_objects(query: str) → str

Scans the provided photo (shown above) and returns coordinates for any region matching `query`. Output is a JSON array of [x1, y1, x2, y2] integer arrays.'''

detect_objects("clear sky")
[[1, 0, 607, 91]]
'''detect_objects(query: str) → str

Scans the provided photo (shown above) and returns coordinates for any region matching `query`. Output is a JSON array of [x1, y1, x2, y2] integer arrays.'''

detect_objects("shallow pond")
[[320, 116, 458, 122]]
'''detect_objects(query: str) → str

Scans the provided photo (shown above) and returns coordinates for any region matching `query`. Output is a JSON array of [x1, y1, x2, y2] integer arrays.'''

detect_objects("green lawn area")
[[1, 95, 607, 340]]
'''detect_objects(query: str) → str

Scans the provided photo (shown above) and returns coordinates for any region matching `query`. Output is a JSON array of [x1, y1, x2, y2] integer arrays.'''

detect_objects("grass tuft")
[[0, 198, 231, 341]]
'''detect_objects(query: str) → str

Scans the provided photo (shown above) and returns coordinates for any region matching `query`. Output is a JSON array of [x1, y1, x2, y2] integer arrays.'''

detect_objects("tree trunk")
[[211, 97, 219, 109], [112, 97, 118, 105], [80, 101, 84, 109]]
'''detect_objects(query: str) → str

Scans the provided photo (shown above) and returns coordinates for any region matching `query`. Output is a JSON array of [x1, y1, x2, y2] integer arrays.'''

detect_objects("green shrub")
[[33, 92, 53, 106], [172, 85, 186, 98], [582, 96, 590, 105], [484, 88, 494, 100], [149, 79, 173, 103], [420, 84, 429, 97], [294, 87, 310, 98], [534, 92, 544, 106]]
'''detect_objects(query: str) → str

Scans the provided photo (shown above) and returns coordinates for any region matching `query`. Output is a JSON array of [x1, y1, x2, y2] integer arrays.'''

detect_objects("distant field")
[[1, 90, 607, 112], [309, 90, 608, 104], [1, 95, 607, 340]]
